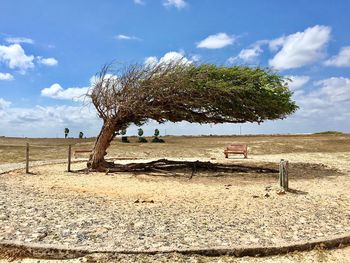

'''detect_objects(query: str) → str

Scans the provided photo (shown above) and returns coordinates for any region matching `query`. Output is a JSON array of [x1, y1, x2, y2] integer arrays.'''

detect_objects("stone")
[[277, 190, 286, 195], [0, 214, 9, 220], [61, 229, 71, 237]]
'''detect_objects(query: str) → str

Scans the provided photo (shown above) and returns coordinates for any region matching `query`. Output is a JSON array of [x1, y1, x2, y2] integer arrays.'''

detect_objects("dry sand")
[[0, 134, 350, 262]]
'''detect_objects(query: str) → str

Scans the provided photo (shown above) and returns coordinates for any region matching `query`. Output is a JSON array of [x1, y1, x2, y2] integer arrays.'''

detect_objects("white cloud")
[[0, 98, 11, 110], [190, 54, 201, 62], [324, 46, 350, 67], [37, 56, 58, 66], [286, 75, 310, 91], [197, 33, 235, 49], [5, 37, 34, 45], [268, 37, 285, 52], [269, 25, 331, 70], [294, 77, 350, 121], [41, 83, 89, 101], [313, 77, 350, 103], [0, 44, 35, 73], [228, 44, 263, 64], [144, 51, 192, 67], [115, 34, 141, 41], [163, 0, 187, 9], [144, 56, 158, 67], [159, 51, 190, 64], [0, 72, 14, 81], [0, 103, 100, 137]]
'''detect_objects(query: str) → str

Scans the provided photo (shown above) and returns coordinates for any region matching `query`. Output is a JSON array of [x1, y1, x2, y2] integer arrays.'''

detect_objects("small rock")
[[36, 226, 48, 233], [277, 190, 286, 195], [0, 214, 9, 220], [76, 232, 88, 242], [61, 229, 71, 237], [32, 232, 47, 241]]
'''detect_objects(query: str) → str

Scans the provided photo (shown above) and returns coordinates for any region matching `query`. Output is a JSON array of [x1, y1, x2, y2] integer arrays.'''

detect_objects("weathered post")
[[25, 143, 29, 174], [279, 159, 289, 190], [279, 159, 284, 188], [284, 160, 289, 189], [67, 145, 72, 172]]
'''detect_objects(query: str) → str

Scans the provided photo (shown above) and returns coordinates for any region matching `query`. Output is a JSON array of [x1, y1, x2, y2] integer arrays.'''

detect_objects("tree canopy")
[[87, 60, 297, 170]]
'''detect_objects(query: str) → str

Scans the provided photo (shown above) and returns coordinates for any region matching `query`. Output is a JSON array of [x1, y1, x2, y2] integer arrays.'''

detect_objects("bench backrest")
[[226, 144, 247, 151]]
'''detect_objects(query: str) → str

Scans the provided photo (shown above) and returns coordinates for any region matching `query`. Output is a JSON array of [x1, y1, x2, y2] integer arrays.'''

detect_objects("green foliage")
[[152, 128, 164, 143], [137, 128, 147, 142], [138, 128, 144, 137], [90, 63, 298, 138], [131, 64, 298, 125], [182, 64, 298, 124], [120, 129, 127, 136], [154, 129, 160, 137], [79, 132, 84, 139], [64, 128, 69, 138]]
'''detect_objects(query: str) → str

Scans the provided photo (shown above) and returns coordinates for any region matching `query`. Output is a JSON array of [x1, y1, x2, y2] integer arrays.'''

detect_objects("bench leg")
[[225, 154, 228, 158]]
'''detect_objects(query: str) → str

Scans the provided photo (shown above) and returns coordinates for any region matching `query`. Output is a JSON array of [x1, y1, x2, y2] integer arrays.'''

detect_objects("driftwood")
[[105, 159, 278, 177]]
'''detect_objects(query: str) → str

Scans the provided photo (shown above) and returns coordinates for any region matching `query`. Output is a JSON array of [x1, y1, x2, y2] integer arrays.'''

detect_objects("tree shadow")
[[286, 188, 308, 195]]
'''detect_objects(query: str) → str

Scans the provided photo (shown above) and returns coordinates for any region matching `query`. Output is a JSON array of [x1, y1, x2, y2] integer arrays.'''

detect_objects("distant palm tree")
[[64, 128, 69, 138], [79, 132, 84, 139]]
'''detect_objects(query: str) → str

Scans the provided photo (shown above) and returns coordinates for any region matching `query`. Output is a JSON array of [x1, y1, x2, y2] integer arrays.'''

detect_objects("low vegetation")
[[314, 131, 343, 135]]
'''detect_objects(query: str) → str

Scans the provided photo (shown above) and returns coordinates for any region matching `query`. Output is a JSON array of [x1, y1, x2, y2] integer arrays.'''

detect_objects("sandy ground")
[[0, 135, 350, 262], [0, 246, 350, 263]]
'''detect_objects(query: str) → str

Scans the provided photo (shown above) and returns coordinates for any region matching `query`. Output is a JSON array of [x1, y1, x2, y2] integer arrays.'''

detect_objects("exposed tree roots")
[[95, 159, 279, 178]]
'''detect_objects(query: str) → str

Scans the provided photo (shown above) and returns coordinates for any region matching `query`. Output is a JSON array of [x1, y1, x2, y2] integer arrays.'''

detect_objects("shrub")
[[314, 131, 343, 135], [138, 137, 148, 143], [152, 128, 164, 143], [121, 136, 130, 143], [152, 137, 165, 143]]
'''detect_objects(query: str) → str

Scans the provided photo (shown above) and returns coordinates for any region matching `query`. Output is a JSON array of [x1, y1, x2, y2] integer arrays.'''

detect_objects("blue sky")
[[1, 0, 350, 137]]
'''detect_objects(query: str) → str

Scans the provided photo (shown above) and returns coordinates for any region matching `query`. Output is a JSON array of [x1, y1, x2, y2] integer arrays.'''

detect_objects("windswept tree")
[[154, 129, 160, 137], [138, 128, 147, 143], [152, 128, 164, 143], [79, 132, 84, 139], [64, 128, 69, 139], [87, 60, 297, 171]]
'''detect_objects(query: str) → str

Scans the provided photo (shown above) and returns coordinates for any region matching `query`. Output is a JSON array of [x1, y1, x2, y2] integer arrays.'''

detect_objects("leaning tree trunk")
[[88, 119, 118, 171]]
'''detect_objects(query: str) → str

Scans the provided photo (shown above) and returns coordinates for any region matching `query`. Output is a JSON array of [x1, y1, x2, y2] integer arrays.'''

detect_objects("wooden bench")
[[74, 149, 92, 158], [224, 144, 248, 159]]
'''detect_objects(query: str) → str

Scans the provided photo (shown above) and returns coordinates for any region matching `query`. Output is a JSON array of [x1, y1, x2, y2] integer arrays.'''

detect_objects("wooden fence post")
[[67, 145, 72, 172], [279, 159, 289, 190], [25, 143, 29, 174], [284, 160, 289, 189]]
